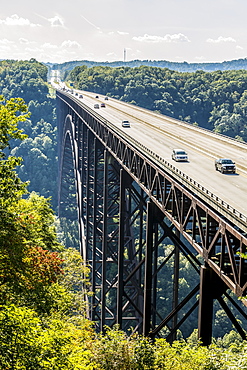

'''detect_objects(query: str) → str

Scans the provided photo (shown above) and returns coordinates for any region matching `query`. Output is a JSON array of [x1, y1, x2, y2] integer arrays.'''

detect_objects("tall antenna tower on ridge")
[[124, 48, 126, 62]]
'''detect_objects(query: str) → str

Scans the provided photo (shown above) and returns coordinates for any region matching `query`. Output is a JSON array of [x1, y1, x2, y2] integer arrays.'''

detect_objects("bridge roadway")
[[66, 89, 247, 225]]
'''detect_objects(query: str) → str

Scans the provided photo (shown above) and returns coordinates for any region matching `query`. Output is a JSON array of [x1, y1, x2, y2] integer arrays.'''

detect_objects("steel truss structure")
[[57, 91, 247, 345]]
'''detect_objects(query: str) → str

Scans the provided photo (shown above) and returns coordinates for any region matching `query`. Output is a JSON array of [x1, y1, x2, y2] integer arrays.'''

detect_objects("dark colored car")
[[101, 103, 106, 107], [122, 120, 130, 128], [215, 158, 236, 173]]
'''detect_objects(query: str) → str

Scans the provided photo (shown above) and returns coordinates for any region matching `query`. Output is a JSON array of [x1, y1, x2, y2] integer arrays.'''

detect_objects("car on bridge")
[[172, 149, 188, 162], [122, 120, 130, 127], [215, 158, 236, 173], [94, 103, 100, 109], [101, 103, 106, 108]]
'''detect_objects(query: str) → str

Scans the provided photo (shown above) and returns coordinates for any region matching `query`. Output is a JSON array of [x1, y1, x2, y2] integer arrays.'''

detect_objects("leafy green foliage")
[[0, 304, 95, 370], [0, 95, 29, 152], [0, 91, 96, 368], [58, 247, 91, 316], [90, 326, 247, 369], [0, 192, 66, 314], [0, 59, 57, 208], [0, 95, 30, 205], [93, 326, 134, 369]]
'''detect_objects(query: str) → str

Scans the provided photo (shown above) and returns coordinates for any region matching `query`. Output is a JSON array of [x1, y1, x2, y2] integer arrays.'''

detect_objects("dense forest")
[[0, 59, 58, 209], [1, 58, 247, 367], [67, 65, 247, 142]]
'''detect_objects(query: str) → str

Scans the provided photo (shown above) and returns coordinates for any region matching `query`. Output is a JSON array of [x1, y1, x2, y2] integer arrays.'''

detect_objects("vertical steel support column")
[[101, 150, 108, 332], [138, 190, 144, 287], [152, 223, 158, 329], [91, 138, 98, 321], [85, 130, 90, 262], [143, 201, 154, 336], [117, 169, 125, 327], [138, 189, 144, 335], [198, 266, 214, 345], [171, 230, 180, 341]]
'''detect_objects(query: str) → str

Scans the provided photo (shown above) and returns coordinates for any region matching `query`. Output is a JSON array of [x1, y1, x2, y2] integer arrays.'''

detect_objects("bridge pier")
[[143, 201, 155, 336], [198, 266, 214, 345], [117, 169, 129, 327]]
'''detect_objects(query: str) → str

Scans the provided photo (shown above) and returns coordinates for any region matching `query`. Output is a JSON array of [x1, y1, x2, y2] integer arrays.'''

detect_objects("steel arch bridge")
[[57, 90, 247, 345]]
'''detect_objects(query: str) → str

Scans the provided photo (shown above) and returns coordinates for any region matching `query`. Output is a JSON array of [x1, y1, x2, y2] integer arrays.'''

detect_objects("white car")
[[172, 149, 188, 162], [94, 103, 100, 109]]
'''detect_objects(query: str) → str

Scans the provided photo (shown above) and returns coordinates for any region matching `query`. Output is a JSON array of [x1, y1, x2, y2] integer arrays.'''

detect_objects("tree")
[[0, 60, 58, 209], [0, 95, 30, 207], [0, 304, 95, 370]]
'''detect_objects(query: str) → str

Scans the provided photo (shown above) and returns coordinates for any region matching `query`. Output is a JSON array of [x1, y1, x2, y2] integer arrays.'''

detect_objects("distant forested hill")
[[0, 59, 57, 208], [66, 65, 247, 142], [49, 57, 247, 79]]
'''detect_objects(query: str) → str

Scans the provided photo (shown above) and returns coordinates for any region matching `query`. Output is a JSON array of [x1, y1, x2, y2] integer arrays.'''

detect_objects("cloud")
[[117, 31, 129, 36], [0, 39, 13, 45], [107, 52, 118, 58], [42, 42, 59, 50], [48, 15, 64, 27], [0, 14, 40, 27], [61, 40, 81, 49], [19, 38, 29, 44], [0, 39, 14, 52], [206, 36, 236, 43], [133, 33, 191, 43], [39, 40, 81, 51]]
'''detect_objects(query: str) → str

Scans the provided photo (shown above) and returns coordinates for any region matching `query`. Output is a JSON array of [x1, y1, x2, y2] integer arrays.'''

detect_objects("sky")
[[1, 0, 247, 64]]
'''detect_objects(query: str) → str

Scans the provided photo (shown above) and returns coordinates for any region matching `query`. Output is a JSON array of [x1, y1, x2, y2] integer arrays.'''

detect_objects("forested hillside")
[[67, 65, 247, 142], [0, 59, 57, 208]]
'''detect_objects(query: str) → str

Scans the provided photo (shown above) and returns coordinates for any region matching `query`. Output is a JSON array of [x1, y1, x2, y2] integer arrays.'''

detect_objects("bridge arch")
[[58, 113, 86, 260]]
